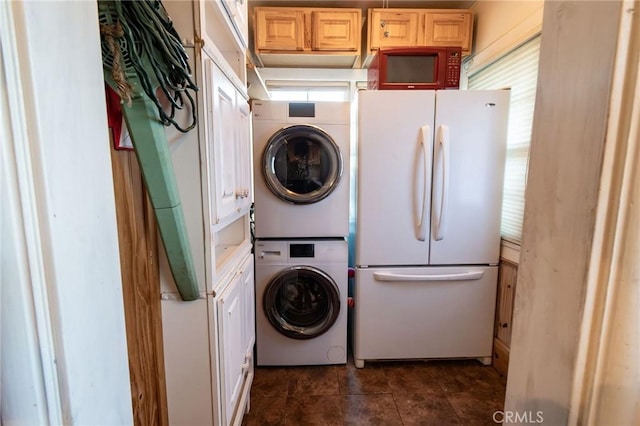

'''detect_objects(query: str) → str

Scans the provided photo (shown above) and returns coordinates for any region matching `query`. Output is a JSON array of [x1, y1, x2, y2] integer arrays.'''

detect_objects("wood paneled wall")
[[110, 146, 169, 426]]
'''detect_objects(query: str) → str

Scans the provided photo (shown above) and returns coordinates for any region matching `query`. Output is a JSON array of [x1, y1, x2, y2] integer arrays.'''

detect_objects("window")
[[467, 36, 541, 244], [267, 82, 349, 102]]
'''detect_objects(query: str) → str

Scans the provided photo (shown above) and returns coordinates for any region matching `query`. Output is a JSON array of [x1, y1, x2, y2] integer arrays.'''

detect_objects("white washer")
[[255, 238, 348, 366], [252, 101, 350, 238]]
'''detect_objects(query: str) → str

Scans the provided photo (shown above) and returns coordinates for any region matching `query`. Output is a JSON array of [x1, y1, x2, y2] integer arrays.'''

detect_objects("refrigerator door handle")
[[416, 125, 432, 241], [373, 271, 484, 282], [433, 125, 450, 241]]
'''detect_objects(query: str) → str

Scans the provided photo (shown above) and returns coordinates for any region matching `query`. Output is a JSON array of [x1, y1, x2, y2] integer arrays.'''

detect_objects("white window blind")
[[467, 36, 541, 244]]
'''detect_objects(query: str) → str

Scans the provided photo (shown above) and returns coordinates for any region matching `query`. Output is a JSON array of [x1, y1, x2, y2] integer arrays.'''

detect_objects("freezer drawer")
[[353, 266, 498, 367]]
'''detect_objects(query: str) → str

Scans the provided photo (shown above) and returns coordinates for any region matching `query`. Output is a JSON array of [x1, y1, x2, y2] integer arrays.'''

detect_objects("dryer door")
[[262, 125, 343, 204], [263, 266, 341, 339]]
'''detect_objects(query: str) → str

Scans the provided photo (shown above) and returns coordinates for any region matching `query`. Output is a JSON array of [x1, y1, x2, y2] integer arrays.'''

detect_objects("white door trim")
[[570, 2, 640, 424], [1, 1, 132, 424], [0, 1, 63, 423]]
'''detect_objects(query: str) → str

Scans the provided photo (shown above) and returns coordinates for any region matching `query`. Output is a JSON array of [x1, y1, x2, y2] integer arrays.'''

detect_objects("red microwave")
[[368, 46, 462, 90]]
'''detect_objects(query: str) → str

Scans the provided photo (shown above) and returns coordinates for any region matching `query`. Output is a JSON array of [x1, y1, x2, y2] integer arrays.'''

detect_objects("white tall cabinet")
[[159, 1, 255, 425]]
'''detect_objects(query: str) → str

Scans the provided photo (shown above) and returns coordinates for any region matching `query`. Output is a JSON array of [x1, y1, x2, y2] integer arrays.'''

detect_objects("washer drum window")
[[263, 266, 341, 340], [262, 125, 343, 205]]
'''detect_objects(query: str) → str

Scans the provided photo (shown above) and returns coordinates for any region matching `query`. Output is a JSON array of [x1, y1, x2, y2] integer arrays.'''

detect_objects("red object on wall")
[[105, 84, 134, 150]]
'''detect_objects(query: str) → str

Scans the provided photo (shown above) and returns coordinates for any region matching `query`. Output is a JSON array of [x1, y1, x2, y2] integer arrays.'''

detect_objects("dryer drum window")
[[262, 125, 343, 204], [264, 266, 341, 340]]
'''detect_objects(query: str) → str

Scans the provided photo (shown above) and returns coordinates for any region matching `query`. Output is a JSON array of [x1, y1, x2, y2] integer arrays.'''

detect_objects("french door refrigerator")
[[354, 90, 509, 368]]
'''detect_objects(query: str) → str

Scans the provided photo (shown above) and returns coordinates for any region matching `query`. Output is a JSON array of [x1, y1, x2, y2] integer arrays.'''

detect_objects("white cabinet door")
[[205, 58, 239, 224], [217, 272, 245, 426], [235, 99, 252, 212], [217, 255, 255, 425], [204, 55, 252, 225], [241, 257, 255, 353], [221, 0, 249, 47]]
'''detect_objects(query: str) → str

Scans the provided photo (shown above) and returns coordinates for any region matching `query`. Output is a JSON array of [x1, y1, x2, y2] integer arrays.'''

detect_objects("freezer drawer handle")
[[373, 271, 484, 282]]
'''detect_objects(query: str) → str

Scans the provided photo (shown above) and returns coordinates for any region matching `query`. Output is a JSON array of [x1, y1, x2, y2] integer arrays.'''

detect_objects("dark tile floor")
[[242, 358, 506, 425]]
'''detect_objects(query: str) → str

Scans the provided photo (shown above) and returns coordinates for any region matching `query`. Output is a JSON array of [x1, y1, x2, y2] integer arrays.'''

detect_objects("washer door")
[[263, 266, 341, 340], [262, 125, 343, 204]]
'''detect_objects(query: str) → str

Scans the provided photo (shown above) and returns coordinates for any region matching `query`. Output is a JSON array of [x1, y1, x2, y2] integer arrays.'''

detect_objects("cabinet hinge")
[[195, 36, 205, 50]]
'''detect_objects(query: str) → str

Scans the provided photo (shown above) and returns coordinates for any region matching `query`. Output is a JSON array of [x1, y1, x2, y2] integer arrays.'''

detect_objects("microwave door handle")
[[416, 125, 431, 241], [433, 125, 449, 241]]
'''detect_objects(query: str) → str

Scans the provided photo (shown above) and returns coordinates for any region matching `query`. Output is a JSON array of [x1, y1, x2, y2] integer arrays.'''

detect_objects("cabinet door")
[[221, 0, 249, 47], [241, 257, 255, 353], [206, 61, 239, 223], [235, 99, 252, 211], [369, 9, 420, 50], [217, 273, 245, 426], [424, 11, 473, 53], [254, 8, 305, 51], [495, 260, 518, 347], [311, 10, 360, 51]]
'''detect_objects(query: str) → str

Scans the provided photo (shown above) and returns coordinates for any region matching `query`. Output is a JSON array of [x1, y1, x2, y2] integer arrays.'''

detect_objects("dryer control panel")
[[252, 101, 350, 124], [255, 239, 347, 264]]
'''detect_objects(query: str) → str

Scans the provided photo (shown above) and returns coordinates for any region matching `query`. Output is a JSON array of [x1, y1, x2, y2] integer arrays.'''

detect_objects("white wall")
[[1, 1, 133, 424], [466, 0, 543, 80], [463, 0, 544, 266], [472, 1, 543, 56]]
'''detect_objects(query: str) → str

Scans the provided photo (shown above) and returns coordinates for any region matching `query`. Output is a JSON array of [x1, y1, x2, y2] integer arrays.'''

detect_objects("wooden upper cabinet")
[[366, 8, 473, 57], [369, 9, 420, 50], [311, 10, 360, 51], [254, 8, 304, 51], [424, 11, 473, 53], [253, 7, 362, 68]]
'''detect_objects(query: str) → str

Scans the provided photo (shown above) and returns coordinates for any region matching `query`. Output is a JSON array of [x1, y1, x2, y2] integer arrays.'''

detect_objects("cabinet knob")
[[380, 20, 385, 28], [384, 31, 390, 38]]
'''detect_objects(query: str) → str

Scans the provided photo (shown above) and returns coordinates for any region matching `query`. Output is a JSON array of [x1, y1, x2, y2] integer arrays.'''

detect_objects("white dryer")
[[255, 239, 348, 366], [252, 101, 350, 238]]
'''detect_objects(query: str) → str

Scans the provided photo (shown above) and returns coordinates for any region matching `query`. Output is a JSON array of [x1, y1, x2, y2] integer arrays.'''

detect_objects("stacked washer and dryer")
[[252, 101, 350, 366]]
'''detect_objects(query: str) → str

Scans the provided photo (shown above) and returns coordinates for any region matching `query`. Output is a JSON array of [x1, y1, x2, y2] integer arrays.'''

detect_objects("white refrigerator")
[[353, 90, 509, 368]]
